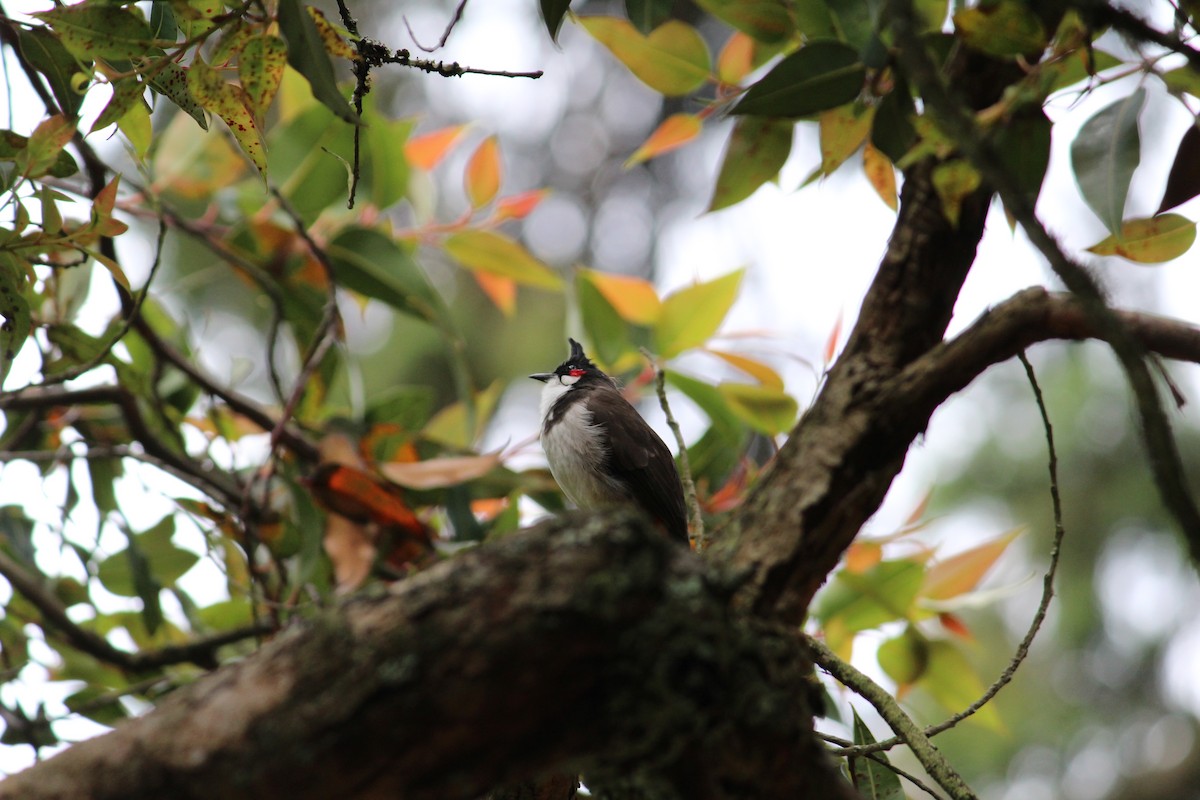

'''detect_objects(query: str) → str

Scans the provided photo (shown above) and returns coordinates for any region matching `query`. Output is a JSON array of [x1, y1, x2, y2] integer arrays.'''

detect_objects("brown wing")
[[583, 387, 689, 544]]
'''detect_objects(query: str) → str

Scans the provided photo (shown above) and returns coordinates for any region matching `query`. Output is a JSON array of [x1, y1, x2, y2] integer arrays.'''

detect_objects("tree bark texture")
[[0, 512, 852, 800]]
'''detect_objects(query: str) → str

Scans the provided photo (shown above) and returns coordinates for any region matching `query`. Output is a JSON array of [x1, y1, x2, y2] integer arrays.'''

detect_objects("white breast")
[[538, 385, 627, 509]]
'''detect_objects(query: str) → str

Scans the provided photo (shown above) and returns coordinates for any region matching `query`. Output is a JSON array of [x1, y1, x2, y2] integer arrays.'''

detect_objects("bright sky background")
[[2, 0, 1200, 791]]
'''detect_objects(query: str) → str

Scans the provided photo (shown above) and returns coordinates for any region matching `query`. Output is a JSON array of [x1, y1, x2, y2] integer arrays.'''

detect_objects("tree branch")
[[0, 550, 268, 672], [0, 511, 854, 800]]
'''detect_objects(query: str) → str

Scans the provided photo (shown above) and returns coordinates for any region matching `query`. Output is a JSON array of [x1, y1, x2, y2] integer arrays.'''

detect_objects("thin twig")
[[0, 549, 269, 672], [805, 634, 978, 800], [36, 220, 168, 388], [640, 348, 705, 547], [830, 350, 1067, 758], [403, 0, 469, 52], [382, 49, 542, 79], [818, 731, 943, 800]]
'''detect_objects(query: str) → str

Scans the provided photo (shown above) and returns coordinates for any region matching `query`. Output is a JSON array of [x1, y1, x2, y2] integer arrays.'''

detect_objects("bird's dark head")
[[529, 338, 613, 389]]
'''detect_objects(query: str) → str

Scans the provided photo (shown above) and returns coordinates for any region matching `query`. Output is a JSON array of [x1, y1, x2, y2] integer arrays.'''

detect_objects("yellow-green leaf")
[[443, 230, 562, 289], [656, 269, 743, 357], [954, 0, 1047, 57], [932, 159, 982, 227], [307, 6, 358, 61], [465, 135, 502, 208], [146, 60, 208, 130], [718, 381, 797, 434], [35, 5, 158, 61], [578, 267, 662, 325], [239, 35, 288, 119], [187, 59, 267, 175], [580, 16, 711, 96], [91, 78, 146, 134], [626, 113, 702, 167], [920, 640, 1004, 732], [816, 103, 874, 177], [117, 98, 152, 160], [1085, 213, 1197, 263]]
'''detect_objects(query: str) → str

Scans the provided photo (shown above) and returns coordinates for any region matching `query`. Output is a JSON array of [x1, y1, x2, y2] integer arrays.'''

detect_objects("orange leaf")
[[493, 189, 549, 222], [307, 463, 427, 534], [903, 489, 933, 527], [863, 142, 898, 210], [922, 528, 1023, 600], [465, 135, 502, 207], [577, 267, 661, 324], [939, 612, 973, 640], [717, 31, 755, 84], [845, 540, 883, 573], [708, 348, 784, 389], [405, 124, 469, 170], [822, 310, 843, 365], [625, 113, 702, 167], [702, 459, 753, 513], [473, 272, 517, 316], [379, 452, 502, 490], [471, 497, 509, 522]]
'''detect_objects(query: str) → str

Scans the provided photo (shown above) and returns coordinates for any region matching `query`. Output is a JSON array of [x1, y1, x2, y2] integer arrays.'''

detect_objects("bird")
[[530, 338, 688, 544]]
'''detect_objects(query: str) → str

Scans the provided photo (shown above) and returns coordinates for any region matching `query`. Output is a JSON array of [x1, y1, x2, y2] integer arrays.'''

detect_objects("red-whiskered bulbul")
[[530, 338, 688, 544]]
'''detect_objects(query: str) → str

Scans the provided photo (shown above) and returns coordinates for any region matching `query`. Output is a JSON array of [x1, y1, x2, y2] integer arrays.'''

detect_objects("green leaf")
[[877, 625, 929, 686], [65, 686, 130, 727], [931, 159, 982, 227], [655, 269, 743, 357], [991, 110, 1051, 206], [1085, 214, 1197, 264], [17, 27, 88, 119], [708, 117, 793, 211], [0, 130, 77, 178], [1158, 124, 1200, 214], [732, 41, 865, 118], [813, 559, 925, 633], [1070, 88, 1145, 236], [443, 230, 563, 290], [696, 0, 796, 44], [34, 5, 158, 61], [580, 17, 711, 96], [577, 273, 636, 366], [1161, 65, 1200, 99], [361, 106, 414, 209], [326, 227, 440, 321], [0, 254, 32, 384], [626, 0, 674, 34], [717, 381, 798, 435], [869, 77, 916, 163], [87, 457, 122, 518], [539, 0, 573, 42], [850, 708, 906, 800], [954, 0, 1047, 57], [278, 0, 357, 124], [146, 60, 208, 130]]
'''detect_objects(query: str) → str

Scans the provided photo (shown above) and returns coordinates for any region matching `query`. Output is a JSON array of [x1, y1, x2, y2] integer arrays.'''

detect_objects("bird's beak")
[[529, 372, 554, 383]]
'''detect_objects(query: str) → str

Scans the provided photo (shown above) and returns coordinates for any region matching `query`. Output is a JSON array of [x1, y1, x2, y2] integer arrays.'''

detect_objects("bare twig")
[[403, 0, 469, 52], [383, 48, 542, 79], [640, 348, 705, 547], [805, 634, 978, 800], [0, 550, 269, 672]]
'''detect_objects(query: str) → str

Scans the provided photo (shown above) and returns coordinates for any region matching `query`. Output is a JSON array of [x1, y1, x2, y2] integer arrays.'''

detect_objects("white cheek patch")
[[559, 373, 580, 386]]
